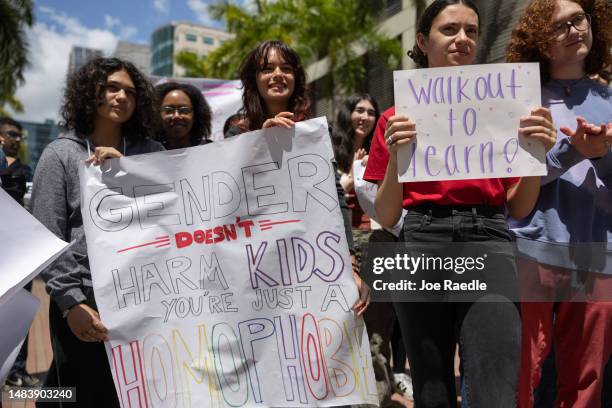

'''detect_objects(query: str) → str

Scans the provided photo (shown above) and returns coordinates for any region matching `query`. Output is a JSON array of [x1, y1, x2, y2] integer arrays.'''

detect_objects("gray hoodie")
[[31, 132, 164, 312]]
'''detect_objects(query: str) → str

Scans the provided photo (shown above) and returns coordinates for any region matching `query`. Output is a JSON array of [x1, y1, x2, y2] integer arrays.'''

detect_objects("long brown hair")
[[506, 0, 612, 83], [238, 40, 311, 131]]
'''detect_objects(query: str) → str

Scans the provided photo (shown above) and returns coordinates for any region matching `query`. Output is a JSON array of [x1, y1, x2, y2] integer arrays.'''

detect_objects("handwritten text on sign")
[[393, 63, 545, 181], [79, 117, 377, 408]]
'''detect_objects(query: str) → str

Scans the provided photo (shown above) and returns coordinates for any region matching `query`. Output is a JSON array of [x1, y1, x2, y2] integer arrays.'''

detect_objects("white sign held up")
[[393, 63, 545, 182], [79, 117, 377, 408]]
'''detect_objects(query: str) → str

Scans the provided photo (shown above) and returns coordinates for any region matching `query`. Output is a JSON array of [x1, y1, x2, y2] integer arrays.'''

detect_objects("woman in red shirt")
[[364, 0, 557, 406]]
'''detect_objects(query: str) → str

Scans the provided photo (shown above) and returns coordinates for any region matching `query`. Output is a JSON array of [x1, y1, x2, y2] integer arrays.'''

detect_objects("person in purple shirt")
[[507, 0, 611, 406]]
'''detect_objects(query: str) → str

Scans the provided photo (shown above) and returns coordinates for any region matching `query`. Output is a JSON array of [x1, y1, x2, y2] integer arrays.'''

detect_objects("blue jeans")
[[394, 206, 521, 408]]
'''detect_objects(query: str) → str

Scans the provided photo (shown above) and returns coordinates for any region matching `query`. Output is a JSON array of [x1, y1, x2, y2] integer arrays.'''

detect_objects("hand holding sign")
[[518, 107, 557, 153], [66, 303, 109, 343], [262, 111, 295, 129], [394, 63, 546, 181], [384, 114, 417, 154]]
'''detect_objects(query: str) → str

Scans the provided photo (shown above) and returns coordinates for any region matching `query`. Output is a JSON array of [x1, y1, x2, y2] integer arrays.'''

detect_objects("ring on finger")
[[387, 134, 394, 145]]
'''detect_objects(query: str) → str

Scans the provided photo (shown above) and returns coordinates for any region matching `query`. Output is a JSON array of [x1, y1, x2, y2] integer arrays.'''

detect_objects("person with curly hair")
[[156, 81, 212, 149], [364, 0, 558, 406], [226, 40, 371, 317], [506, 0, 612, 406], [31, 57, 164, 407]]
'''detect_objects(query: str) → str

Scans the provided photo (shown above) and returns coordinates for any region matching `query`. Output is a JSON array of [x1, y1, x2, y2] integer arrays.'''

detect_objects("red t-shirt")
[[363, 106, 519, 208]]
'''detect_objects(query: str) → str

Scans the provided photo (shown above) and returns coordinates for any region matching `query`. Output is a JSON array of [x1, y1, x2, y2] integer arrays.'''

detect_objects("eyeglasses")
[[161, 106, 193, 116], [551, 13, 590, 41], [0, 130, 22, 141]]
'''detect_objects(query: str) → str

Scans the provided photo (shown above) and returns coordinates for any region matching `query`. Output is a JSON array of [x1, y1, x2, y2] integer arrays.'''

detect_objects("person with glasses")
[[0, 118, 20, 171], [156, 82, 212, 149], [507, 0, 611, 406]]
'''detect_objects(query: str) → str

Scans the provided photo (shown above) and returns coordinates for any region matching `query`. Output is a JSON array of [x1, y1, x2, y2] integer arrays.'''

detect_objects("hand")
[[262, 112, 295, 129], [384, 115, 417, 156], [66, 303, 109, 342], [518, 107, 557, 153], [85, 146, 123, 166], [352, 271, 371, 316], [561, 118, 612, 158], [354, 148, 367, 162]]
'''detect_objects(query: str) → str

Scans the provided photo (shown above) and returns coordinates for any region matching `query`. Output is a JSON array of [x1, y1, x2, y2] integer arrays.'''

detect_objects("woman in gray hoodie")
[[31, 57, 164, 407]]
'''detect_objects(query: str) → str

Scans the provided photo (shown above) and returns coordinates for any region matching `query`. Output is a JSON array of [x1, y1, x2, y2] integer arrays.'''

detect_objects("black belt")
[[409, 204, 505, 217]]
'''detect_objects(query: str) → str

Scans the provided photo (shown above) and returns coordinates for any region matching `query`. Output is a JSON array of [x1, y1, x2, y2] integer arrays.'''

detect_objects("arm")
[[374, 115, 416, 228], [31, 147, 88, 313], [507, 107, 557, 218], [542, 119, 612, 186], [506, 176, 541, 219]]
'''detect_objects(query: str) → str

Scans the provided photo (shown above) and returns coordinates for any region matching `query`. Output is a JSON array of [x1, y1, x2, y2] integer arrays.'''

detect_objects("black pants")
[[394, 206, 521, 408], [37, 287, 119, 408]]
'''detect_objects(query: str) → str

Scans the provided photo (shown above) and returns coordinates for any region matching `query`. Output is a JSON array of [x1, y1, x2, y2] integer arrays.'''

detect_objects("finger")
[[559, 127, 574, 137], [530, 107, 552, 122], [523, 133, 554, 146], [387, 120, 416, 135], [357, 295, 371, 316], [276, 118, 295, 128], [85, 156, 95, 164], [392, 131, 417, 144], [387, 115, 410, 127], [276, 112, 294, 119], [78, 332, 98, 342], [92, 319, 108, 333], [519, 126, 555, 137], [574, 117, 588, 137], [520, 115, 553, 129]]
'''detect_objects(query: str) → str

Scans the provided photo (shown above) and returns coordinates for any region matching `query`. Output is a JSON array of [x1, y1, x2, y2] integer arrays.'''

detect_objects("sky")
[[10, 0, 228, 123]]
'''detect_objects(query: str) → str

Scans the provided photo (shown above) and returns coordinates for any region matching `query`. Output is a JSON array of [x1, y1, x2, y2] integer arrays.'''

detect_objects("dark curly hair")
[[156, 81, 212, 147], [506, 0, 612, 84], [238, 40, 311, 131], [332, 94, 380, 173], [60, 57, 158, 142], [408, 0, 481, 68]]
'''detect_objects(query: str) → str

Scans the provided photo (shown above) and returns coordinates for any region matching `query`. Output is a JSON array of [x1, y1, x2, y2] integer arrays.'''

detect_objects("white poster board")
[[79, 117, 377, 407], [393, 63, 545, 182], [0, 188, 69, 306], [0, 289, 39, 384], [153, 76, 243, 141]]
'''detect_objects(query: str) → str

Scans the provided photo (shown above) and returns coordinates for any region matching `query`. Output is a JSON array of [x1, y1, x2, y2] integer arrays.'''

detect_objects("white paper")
[[353, 160, 404, 237], [80, 117, 377, 407], [153, 76, 243, 141], [0, 188, 70, 306], [0, 289, 40, 384], [393, 63, 545, 182]]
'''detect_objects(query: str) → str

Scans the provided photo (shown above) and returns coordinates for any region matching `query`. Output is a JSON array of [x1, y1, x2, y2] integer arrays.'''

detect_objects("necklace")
[[550, 76, 586, 97]]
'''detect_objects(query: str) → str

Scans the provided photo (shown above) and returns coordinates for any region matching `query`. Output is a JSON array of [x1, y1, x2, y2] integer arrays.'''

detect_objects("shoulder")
[[381, 106, 395, 121], [130, 138, 165, 154], [40, 133, 86, 163]]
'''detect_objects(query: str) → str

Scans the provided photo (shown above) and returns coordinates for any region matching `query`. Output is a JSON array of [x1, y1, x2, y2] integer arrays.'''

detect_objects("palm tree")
[[0, 0, 34, 114], [177, 0, 402, 111]]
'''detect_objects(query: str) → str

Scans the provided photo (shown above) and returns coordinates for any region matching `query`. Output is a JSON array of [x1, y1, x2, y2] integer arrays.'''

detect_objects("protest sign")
[[0, 188, 70, 306], [153, 76, 242, 141], [393, 63, 545, 182], [80, 117, 377, 407], [0, 289, 39, 385]]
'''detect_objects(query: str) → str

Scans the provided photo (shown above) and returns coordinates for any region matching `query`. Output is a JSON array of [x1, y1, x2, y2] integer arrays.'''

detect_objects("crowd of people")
[[1, 0, 610, 407]]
